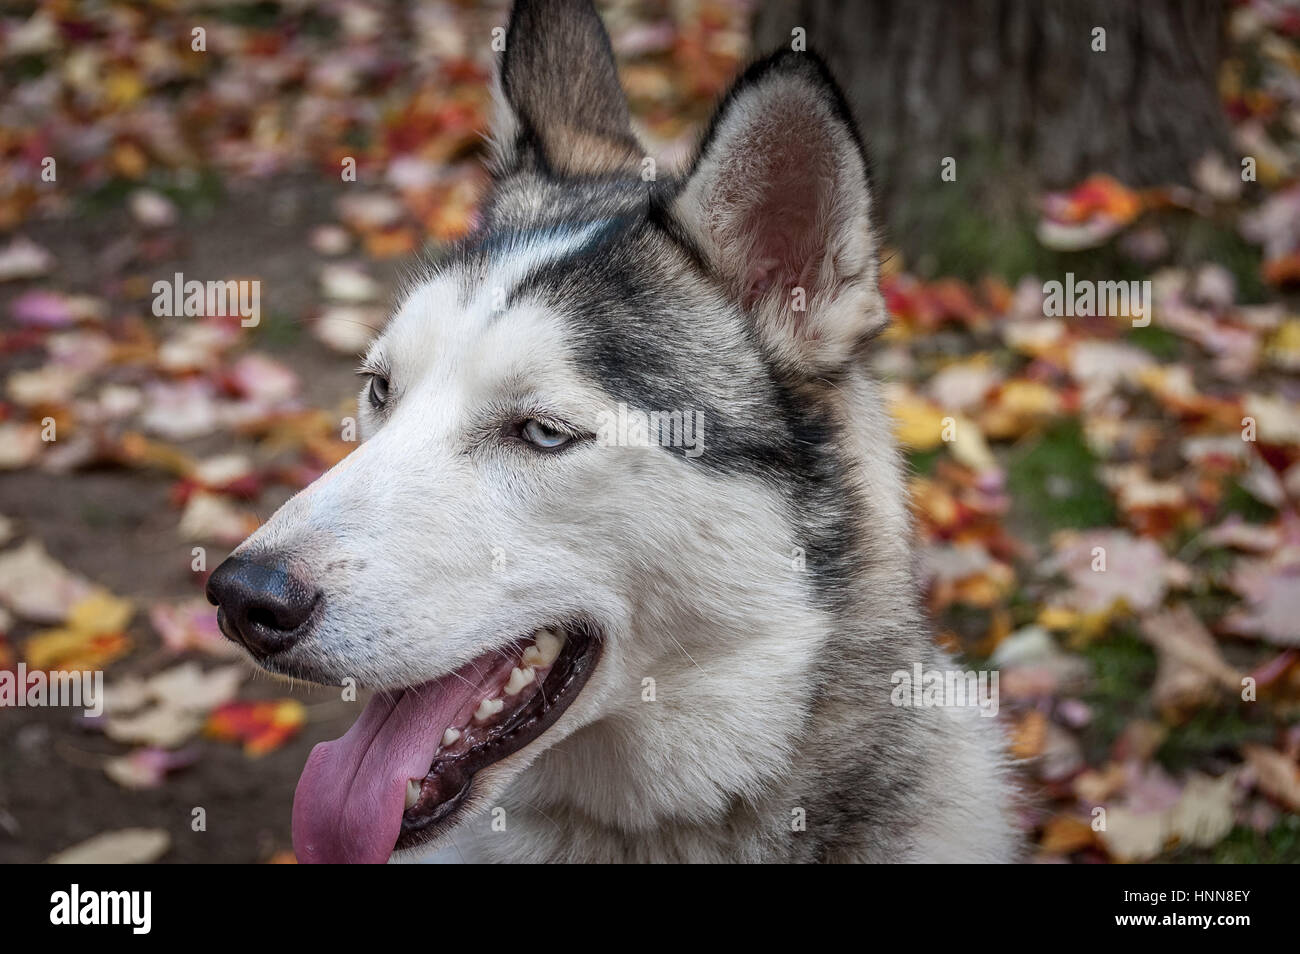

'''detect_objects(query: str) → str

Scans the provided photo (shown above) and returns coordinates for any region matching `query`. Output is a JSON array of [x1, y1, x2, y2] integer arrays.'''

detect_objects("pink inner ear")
[[743, 259, 779, 306], [728, 126, 833, 312], [739, 203, 825, 317]]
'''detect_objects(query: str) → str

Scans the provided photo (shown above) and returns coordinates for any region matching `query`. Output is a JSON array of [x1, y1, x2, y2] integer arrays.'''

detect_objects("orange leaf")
[[1040, 815, 1098, 855], [205, 699, 306, 757]]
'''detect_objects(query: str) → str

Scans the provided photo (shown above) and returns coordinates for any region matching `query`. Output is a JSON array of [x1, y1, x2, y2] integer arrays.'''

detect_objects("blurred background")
[[0, 0, 1297, 863]]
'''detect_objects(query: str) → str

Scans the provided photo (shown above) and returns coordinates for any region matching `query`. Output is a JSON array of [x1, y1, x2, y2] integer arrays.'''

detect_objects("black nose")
[[206, 556, 318, 659]]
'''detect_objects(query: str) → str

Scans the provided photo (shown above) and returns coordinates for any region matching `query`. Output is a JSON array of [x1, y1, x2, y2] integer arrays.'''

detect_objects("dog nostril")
[[206, 555, 318, 659], [247, 607, 280, 631]]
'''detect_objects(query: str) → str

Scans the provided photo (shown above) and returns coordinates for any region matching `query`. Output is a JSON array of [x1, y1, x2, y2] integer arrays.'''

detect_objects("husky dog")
[[207, 0, 1019, 863]]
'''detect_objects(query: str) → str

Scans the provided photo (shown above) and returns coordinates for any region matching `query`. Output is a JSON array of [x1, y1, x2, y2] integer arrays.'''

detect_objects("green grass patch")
[[935, 604, 997, 655], [1167, 816, 1300, 863], [1175, 217, 1268, 305], [1006, 420, 1116, 535], [1127, 324, 1183, 360], [4, 53, 49, 84], [201, 1, 284, 28], [1218, 482, 1278, 523], [80, 501, 130, 529], [1156, 706, 1275, 774], [254, 311, 302, 349], [906, 448, 942, 477], [1209, 817, 1300, 863], [78, 169, 225, 220], [1078, 629, 1157, 760]]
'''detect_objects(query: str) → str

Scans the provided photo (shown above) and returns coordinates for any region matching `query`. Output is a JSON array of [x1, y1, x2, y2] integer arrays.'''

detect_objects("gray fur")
[[235, 0, 1020, 863]]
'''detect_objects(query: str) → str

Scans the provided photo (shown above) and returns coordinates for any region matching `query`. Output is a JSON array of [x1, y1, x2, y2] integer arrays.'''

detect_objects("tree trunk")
[[753, 0, 1232, 266]]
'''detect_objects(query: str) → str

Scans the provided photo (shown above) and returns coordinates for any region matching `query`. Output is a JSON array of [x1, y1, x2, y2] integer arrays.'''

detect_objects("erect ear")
[[672, 51, 886, 373], [490, 0, 642, 177]]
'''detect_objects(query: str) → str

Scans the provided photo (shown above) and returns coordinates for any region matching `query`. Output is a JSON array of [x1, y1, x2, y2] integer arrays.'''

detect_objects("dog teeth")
[[474, 697, 504, 723], [522, 629, 564, 668], [536, 629, 564, 665], [405, 779, 421, 810], [504, 666, 535, 696], [441, 727, 461, 747]]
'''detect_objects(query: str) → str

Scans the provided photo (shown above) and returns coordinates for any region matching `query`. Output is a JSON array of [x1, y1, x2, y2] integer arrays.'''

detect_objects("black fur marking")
[[498, 0, 642, 176], [665, 48, 877, 207], [506, 223, 860, 608], [455, 43, 881, 610]]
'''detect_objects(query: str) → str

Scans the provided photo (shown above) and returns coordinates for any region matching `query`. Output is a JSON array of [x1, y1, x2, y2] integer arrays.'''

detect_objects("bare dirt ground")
[[0, 175, 399, 863]]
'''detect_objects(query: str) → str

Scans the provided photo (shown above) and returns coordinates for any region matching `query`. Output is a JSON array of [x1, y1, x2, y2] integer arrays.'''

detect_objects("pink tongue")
[[292, 673, 472, 864]]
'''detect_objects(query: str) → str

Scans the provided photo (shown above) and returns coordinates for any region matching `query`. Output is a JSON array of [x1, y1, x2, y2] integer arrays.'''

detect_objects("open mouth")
[[292, 623, 601, 864]]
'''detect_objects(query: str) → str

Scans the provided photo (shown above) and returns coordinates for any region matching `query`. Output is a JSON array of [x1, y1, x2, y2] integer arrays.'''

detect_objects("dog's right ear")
[[490, 0, 642, 177], [670, 52, 885, 375]]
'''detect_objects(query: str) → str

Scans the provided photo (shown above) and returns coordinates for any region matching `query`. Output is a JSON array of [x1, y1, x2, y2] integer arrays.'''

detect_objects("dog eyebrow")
[[355, 354, 388, 378], [459, 217, 631, 321], [468, 219, 616, 259]]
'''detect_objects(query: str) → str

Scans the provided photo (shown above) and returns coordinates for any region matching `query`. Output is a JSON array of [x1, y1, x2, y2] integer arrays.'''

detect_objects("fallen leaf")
[[227, 353, 298, 405], [1039, 815, 1098, 855], [103, 747, 200, 790], [990, 625, 1091, 698], [1045, 529, 1183, 617], [127, 189, 178, 228], [1010, 709, 1048, 759], [105, 706, 204, 748], [1141, 606, 1244, 716], [145, 662, 245, 714], [319, 262, 380, 302], [48, 828, 171, 864], [149, 599, 236, 656], [0, 423, 42, 470], [0, 236, 54, 281], [24, 590, 134, 671], [1038, 175, 1144, 250], [313, 305, 385, 353], [1168, 772, 1240, 852], [1098, 770, 1238, 862], [1098, 806, 1168, 863], [1222, 555, 1300, 646], [205, 699, 306, 756], [0, 541, 94, 624], [1243, 744, 1300, 812], [177, 491, 260, 545]]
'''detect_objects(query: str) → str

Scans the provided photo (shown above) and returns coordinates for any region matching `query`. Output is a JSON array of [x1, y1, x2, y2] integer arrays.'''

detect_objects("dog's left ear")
[[491, 0, 642, 177], [672, 52, 886, 373]]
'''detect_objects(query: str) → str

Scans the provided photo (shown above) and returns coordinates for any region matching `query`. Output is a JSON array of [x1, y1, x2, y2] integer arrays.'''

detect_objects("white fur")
[[234, 233, 845, 860]]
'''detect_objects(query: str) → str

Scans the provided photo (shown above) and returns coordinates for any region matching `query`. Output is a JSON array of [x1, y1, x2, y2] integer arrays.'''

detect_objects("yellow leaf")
[[66, 590, 134, 635], [1011, 710, 1047, 759], [24, 629, 130, 671], [1040, 815, 1097, 855], [1037, 606, 1080, 631], [24, 589, 134, 671], [271, 698, 307, 729], [981, 380, 1063, 440], [949, 418, 997, 473], [1266, 319, 1300, 371], [111, 142, 148, 179], [890, 391, 947, 450], [104, 68, 145, 107]]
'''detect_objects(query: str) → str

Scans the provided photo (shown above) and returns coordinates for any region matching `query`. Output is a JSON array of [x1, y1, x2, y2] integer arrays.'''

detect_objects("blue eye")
[[520, 419, 572, 450]]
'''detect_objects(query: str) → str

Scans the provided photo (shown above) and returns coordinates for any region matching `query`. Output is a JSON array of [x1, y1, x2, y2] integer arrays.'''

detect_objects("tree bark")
[[753, 0, 1232, 262]]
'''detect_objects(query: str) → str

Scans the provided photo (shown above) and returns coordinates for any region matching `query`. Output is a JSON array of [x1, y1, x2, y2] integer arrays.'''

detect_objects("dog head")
[[207, 0, 888, 863]]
